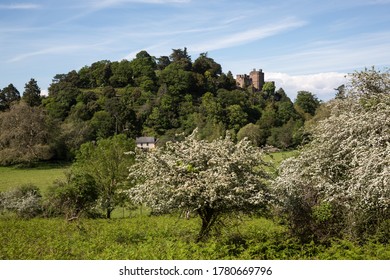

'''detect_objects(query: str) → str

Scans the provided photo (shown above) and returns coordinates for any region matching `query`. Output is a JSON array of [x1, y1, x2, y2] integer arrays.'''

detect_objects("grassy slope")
[[0, 163, 69, 193]]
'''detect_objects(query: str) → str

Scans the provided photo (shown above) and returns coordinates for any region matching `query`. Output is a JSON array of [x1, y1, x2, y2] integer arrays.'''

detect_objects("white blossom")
[[128, 130, 272, 239], [275, 68, 390, 238]]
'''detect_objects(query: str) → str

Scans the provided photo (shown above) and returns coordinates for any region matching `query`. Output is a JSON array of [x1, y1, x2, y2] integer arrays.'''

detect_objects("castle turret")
[[249, 69, 264, 91]]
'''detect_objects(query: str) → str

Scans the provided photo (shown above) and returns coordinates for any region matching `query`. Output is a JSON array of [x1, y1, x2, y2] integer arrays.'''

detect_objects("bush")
[[274, 68, 390, 242], [0, 184, 42, 218], [45, 172, 99, 220]]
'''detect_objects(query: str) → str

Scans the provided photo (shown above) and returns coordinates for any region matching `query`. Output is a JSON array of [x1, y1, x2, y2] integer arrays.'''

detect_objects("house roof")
[[136, 137, 156, 144]]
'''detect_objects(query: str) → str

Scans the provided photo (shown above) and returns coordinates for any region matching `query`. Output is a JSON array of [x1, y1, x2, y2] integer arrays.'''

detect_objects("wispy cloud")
[[8, 43, 107, 63], [0, 3, 41, 10], [85, 0, 190, 10], [260, 32, 390, 74], [191, 18, 306, 52]]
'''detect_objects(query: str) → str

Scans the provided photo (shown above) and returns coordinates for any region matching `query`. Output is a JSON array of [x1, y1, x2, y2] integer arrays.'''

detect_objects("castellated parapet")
[[236, 69, 265, 91]]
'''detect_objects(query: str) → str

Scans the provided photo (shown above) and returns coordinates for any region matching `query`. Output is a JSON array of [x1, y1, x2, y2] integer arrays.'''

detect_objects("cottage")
[[136, 137, 157, 149]]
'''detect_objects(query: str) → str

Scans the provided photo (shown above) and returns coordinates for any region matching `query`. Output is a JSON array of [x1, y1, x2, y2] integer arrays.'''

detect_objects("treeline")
[[0, 48, 320, 165]]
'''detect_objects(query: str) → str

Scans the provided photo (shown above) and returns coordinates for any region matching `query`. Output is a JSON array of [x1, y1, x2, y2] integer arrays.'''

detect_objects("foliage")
[[46, 172, 99, 219], [128, 129, 272, 241], [72, 134, 135, 218], [1, 215, 389, 260], [237, 123, 263, 146], [275, 68, 390, 242], [0, 184, 42, 218], [22, 78, 42, 107], [0, 48, 319, 165], [294, 91, 321, 117], [0, 102, 55, 165], [0, 83, 20, 111]]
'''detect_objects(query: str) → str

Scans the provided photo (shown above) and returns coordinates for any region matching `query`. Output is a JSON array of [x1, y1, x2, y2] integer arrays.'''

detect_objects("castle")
[[236, 69, 265, 91]]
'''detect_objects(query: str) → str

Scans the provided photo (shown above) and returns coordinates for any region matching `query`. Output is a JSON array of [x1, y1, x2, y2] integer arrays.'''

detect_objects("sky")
[[1, 0, 389, 101]]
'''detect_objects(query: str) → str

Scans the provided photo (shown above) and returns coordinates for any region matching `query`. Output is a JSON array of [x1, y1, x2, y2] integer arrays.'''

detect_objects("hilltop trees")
[[294, 91, 320, 118], [129, 130, 272, 241], [22, 78, 41, 107], [0, 84, 20, 111], [0, 48, 315, 166]]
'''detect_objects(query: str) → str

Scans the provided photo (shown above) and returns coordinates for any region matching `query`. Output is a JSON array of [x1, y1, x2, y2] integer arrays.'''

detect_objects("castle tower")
[[249, 69, 265, 91], [236, 74, 251, 88]]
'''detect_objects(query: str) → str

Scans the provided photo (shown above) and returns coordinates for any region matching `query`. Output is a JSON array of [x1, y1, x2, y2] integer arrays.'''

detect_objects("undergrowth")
[[1, 215, 389, 260]]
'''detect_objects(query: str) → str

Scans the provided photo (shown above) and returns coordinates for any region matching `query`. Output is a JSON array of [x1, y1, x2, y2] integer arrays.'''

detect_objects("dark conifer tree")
[[23, 78, 42, 107]]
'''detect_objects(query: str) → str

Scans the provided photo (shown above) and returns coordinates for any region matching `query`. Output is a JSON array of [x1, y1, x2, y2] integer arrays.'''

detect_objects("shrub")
[[274, 68, 390, 242], [0, 184, 42, 218], [46, 172, 99, 220]]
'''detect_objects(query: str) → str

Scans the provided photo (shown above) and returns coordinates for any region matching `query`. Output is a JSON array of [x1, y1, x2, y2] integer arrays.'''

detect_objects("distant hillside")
[[0, 48, 320, 164]]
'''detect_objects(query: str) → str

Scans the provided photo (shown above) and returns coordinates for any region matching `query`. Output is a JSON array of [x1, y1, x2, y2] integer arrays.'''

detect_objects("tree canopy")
[[128, 130, 272, 240], [0, 48, 323, 164]]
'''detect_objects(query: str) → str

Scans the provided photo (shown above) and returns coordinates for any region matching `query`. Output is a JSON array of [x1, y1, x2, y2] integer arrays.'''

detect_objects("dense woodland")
[[0, 48, 321, 165]]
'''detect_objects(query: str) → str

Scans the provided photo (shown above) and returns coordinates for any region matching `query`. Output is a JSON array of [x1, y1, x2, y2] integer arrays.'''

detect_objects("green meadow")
[[1, 215, 389, 260], [1, 151, 389, 260], [0, 162, 69, 193]]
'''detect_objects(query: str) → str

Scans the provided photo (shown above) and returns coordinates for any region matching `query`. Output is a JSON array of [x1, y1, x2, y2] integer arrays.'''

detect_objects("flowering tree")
[[128, 130, 271, 241], [274, 68, 390, 241]]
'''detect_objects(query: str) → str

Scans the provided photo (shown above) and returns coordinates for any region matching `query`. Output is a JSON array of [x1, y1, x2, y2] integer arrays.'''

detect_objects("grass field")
[[263, 150, 298, 166], [1, 151, 389, 260], [1, 215, 389, 260], [0, 162, 69, 193], [0, 150, 297, 194]]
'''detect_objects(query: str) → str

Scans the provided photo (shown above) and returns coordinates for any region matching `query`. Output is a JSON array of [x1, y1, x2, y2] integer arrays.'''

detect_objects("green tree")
[[129, 130, 271, 241], [90, 60, 112, 87], [47, 172, 99, 220], [267, 119, 302, 149], [73, 135, 135, 219], [0, 84, 20, 111], [159, 62, 194, 97], [237, 123, 263, 147], [130, 51, 157, 91], [262, 82, 276, 99], [156, 56, 171, 70], [22, 78, 42, 107], [294, 91, 321, 116], [169, 47, 192, 70], [109, 60, 133, 87], [0, 102, 54, 165], [90, 111, 115, 139], [193, 52, 222, 77], [226, 104, 248, 131]]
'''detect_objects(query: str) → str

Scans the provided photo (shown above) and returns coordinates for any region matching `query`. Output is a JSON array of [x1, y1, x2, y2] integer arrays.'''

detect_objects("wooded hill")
[[0, 48, 321, 165]]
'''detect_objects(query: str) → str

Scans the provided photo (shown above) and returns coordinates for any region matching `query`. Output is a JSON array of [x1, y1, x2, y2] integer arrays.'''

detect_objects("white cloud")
[[0, 3, 40, 9], [267, 72, 348, 101], [40, 89, 48, 96]]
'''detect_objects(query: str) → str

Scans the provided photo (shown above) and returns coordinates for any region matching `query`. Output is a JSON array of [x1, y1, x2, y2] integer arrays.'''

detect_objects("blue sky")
[[1, 0, 389, 101]]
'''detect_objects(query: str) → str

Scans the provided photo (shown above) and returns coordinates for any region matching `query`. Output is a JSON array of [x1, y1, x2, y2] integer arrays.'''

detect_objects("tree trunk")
[[196, 206, 216, 242], [106, 208, 112, 219]]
